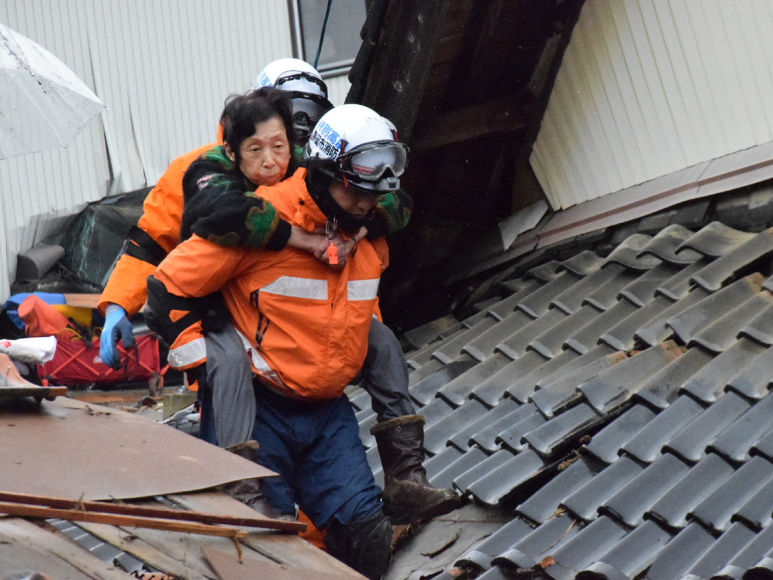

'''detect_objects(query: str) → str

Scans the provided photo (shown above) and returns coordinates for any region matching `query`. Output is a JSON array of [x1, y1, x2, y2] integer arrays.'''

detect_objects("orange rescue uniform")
[[153, 169, 384, 400], [99, 142, 218, 316]]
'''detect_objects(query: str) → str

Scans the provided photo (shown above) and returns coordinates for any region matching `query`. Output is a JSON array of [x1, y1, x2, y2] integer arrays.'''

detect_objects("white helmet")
[[304, 104, 409, 193], [253, 58, 333, 139]]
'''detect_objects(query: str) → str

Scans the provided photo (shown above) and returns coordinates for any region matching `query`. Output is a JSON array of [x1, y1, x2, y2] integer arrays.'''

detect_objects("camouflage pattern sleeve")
[[181, 146, 291, 251], [366, 188, 413, 240]]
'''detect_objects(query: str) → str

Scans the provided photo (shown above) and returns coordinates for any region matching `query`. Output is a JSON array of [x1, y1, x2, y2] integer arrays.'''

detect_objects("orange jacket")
[[99, 142, 218, 316], [154, 169, 385, 400]]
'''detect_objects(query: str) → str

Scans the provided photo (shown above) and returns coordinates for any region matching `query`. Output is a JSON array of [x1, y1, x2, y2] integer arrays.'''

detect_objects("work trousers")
[[252, 382, 383, 528], [200, 318, 415, 448]]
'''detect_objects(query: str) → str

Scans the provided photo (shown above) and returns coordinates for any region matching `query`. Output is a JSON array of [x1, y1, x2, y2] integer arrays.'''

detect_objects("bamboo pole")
[[0, 491, 306, 533]]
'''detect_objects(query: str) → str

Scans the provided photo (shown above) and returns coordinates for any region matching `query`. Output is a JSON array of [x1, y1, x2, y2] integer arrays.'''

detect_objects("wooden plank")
[[70, 388, 160, 405], [0, 501, 250, 539], [359, 0, 454, 140], [168, 492, 366, 579], [410, 95, 529, 151], [63, 294, 102, 309], [438, 0, 475, 37], [433, 31, 466, 65], [0, 518, 133, 580], [0, 491, 306, 533]]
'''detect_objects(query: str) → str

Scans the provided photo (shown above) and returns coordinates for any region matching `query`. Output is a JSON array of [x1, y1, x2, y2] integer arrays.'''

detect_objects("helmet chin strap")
[[305, 168, 373, 233]]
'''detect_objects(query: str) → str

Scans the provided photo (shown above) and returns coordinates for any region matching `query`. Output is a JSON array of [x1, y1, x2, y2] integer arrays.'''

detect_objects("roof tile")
[[689, 456, 773, 534], [599, 453, 690, 528]]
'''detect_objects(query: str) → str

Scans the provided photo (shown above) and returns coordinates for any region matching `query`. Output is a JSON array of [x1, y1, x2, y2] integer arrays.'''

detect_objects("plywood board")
[[0, 397, 274, 501]]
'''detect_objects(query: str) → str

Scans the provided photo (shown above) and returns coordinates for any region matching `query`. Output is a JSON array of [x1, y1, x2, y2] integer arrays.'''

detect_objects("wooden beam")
[[0, 501, 249, 540], [0, 490, 306, 533], [410, 95, 529, 152], [356, 0, 454, 141]]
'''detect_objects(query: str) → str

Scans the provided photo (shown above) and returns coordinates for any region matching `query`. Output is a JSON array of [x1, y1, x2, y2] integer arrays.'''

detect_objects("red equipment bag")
[[38, 333, 161, 386]]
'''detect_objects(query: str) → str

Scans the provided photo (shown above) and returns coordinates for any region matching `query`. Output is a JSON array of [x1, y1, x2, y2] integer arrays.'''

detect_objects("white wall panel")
[[326, 74, 351, 106], [0, 0, 294, 301], [531, 0, 773, 211]]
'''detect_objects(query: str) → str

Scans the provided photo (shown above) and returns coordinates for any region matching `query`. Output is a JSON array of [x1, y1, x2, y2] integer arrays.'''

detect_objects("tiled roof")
[[364, 221, 773, 580]]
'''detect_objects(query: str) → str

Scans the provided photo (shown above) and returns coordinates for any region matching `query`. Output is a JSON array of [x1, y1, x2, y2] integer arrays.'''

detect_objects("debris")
[[0, 490, 307, 532], [421, 530, 461, 558]]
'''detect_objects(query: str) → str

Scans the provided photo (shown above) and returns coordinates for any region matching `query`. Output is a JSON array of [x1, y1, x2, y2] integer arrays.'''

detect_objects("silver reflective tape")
[[261, 276, 327, 300], [347, 279, 380, 301], [168, 337, 207, 368]]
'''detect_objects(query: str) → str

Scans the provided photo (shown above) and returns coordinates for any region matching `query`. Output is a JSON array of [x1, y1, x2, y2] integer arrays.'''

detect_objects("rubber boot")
[[325, 510, 392, 580], [371, 415, 461, 525]]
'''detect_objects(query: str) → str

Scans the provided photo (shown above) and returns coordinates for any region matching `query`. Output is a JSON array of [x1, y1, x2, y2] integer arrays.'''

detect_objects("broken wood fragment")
[[0, 490, 306, 533], [0, 500, 250, 540]]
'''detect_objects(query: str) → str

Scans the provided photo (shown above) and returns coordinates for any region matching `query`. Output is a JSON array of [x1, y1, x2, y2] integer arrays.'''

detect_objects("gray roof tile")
[[677, 222, 757, 258], [584, 405, 657, 464], [471, 350, 546, 407], [637, 224, 701, 265], [680, 337, 768, 404], [689, 456, 773, 534], [599, 453, 690, 528], [664, 391, 751, 464], [619, 395, 703, 464], [691, 228, 773, 292], [644, 453, 734, 531], [578, 520, 672, 580]]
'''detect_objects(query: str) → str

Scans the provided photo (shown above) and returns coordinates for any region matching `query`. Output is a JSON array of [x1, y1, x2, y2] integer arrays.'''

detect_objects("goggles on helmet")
[[274, 72, 329, 98], [289, 92, 333, 126], [338, 141, 409, 185]]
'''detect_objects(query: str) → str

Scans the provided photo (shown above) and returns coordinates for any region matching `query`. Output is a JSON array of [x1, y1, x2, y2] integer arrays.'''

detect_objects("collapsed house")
[[344, 1, 773, 579], [7, 0, 773, 578]]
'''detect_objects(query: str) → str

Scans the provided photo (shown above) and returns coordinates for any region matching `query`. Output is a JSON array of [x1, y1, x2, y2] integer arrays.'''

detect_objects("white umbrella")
[[0, 22, 104, 160]]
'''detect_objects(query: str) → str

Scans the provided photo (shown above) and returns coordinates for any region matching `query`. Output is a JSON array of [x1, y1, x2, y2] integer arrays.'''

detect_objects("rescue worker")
[[147, 104, 412, 579], [180, 92, 460, 525], [101, 58, 457, 524], [98, 58, 339, 367]]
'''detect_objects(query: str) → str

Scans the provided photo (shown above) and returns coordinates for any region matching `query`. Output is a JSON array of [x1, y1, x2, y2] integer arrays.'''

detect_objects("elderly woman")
[[146, 103, 425, 579]]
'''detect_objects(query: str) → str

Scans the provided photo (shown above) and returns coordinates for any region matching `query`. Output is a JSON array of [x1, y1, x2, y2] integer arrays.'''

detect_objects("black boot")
[[371, 415, 461, 525], [325, 510, 393, 580]]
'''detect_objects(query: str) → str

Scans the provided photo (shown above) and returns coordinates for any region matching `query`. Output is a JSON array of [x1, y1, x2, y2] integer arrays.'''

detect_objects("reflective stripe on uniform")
[[348, 279, 380, 301], [261, 276, 328, 300], [168, 337, 207, 368], [236, 329, 273, 373]]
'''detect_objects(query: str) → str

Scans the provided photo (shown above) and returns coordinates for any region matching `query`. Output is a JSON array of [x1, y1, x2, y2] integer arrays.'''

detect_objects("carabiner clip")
[[325, 216, 338, 240]]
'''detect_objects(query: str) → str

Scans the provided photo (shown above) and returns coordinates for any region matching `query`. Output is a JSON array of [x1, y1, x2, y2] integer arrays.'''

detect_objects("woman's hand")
[[288, 226, 329, 258], [288, 226, 366, 269], [320, 236, 355, 271]]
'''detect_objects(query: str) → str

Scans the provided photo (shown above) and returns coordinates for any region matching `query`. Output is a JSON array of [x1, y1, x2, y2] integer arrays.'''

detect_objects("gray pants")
[[204, 318, 415, 447], [362, 317, 414, 421]]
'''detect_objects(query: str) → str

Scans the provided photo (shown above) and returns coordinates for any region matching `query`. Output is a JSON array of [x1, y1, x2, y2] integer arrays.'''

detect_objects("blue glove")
[[100, 304, 133, 369]]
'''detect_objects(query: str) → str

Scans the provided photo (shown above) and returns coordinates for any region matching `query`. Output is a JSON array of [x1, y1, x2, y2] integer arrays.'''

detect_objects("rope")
[[314, 0, 334, 69]]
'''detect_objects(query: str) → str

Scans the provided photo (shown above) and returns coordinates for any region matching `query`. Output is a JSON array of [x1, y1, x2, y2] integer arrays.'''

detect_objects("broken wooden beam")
[[0, 501, 250, 540], [0, 491, 306, 533], [354, 0, 454, 141], [410, 94, 529, 152]]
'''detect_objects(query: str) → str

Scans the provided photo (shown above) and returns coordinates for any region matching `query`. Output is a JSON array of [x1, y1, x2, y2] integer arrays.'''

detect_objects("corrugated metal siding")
[[531, 0, 773, 211], [325, 74, 351, 106], [0, 0, 294, 301]]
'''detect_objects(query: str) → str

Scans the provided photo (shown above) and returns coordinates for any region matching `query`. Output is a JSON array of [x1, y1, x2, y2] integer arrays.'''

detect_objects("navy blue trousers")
[[200, 380, 382, 529], [252, 383, 382, 529]]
